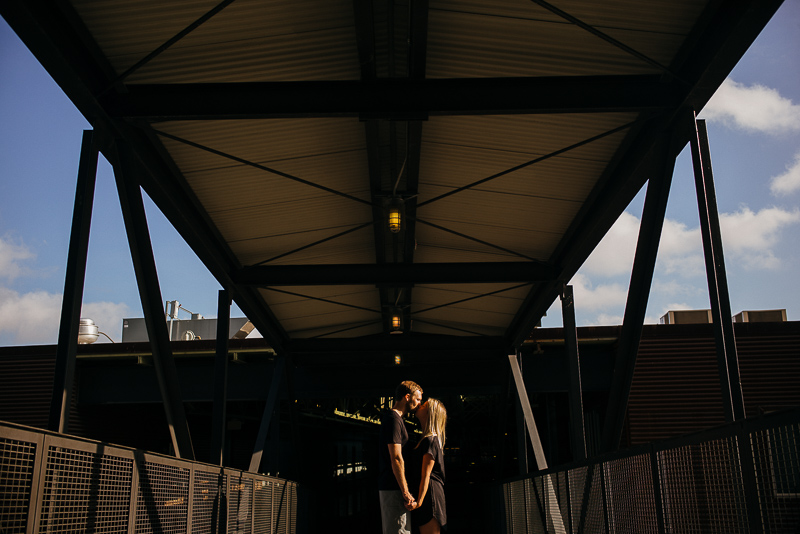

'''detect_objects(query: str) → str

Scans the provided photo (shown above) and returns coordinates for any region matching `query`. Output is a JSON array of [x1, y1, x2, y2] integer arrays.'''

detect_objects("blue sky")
[[1, 5, 799, 345]]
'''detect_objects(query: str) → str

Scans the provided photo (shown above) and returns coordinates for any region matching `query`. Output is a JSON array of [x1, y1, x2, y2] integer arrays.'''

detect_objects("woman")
[[407, 398, 447, 533]]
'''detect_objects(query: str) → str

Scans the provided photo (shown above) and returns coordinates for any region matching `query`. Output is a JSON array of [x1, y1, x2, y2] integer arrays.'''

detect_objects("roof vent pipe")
[[78, 318, 99, 344]]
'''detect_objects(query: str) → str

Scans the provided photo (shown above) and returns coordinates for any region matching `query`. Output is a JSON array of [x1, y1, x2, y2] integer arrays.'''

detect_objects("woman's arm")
[[413, 453, 435, 509]]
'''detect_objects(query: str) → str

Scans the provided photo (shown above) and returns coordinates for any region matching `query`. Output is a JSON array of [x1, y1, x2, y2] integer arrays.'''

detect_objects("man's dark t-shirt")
[[378, 410, 408, 490]]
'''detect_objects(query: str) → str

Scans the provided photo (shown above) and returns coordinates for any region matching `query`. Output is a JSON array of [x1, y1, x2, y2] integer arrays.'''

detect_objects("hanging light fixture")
[[387, 197, 405, 234], [390, 307, 404, 334]]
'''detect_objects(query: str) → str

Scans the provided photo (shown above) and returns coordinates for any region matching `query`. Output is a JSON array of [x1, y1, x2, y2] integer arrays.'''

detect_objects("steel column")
[[561, 285, 587, 462], [602, 130, 676, 452], [249, 356, 286, 473], [689, 116, 745, 422], [210, 289, 230, 465], [114, 141, 194, 459], [49, 130, 99, 433]]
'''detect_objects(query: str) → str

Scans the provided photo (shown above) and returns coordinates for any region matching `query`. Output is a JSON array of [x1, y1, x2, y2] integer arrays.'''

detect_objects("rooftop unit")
[[660, 310, 713, 325], [660, 309, 788, 325], [122, 317, 255, 342], [733, 309, 787, 323]]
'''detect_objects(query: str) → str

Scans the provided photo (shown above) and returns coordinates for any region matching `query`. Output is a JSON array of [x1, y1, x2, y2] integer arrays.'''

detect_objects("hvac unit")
[[733, 309, 787, 323], [660, 310, 713, 325]]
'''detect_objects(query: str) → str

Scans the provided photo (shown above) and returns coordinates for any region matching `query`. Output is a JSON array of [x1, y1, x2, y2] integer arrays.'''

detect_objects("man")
[[379, 380, 423, 534]]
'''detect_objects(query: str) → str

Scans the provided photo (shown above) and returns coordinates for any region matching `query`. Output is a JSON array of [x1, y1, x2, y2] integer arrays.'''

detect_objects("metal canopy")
[[2, 0, 783, 357]]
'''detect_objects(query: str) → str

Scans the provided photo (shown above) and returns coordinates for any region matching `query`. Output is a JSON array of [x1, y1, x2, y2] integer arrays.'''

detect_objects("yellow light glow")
[[388, 207, 402, 233]]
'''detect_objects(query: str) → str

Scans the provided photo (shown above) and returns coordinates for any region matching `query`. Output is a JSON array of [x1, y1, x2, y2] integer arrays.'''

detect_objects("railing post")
[[649, 444, 666, 534], [600, 464, 611, 534], [127, 451, 140, 534], [737, 422, 764, 534]]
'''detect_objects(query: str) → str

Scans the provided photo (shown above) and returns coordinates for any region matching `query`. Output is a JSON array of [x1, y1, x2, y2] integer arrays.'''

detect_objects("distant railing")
[[0, 420, 299, 533], [497, 408, 800, 533]]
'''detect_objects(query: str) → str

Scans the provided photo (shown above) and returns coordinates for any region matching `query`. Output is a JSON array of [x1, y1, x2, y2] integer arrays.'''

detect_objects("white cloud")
[[0, 287, 130, 345], [0, 287, 62, 345], [0, 235, 35, 281], [719, 206, 800, 269], [701, 79, 800, 134], [655, 219, 704, 277], [569, 273, 628, 312], [581, 211, 639, 277], [590, 313, 624, 327], [770, 151, 800, 196]]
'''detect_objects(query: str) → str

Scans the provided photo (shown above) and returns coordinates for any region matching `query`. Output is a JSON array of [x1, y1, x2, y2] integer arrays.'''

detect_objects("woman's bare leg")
[[418, 517, 441, 534]]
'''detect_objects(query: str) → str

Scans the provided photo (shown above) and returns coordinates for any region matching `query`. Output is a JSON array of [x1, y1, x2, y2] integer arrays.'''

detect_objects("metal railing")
[[498, 408, 800, 533], [0, 420, 299, 533]]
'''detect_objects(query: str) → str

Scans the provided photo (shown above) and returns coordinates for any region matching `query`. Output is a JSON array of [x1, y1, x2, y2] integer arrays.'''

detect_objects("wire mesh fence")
[[498, 408, 800, 534], [0, 421, 300, 533]]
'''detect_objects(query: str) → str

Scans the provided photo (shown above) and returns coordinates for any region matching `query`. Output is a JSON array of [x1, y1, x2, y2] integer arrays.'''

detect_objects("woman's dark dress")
[[409, 434, 446, 530]]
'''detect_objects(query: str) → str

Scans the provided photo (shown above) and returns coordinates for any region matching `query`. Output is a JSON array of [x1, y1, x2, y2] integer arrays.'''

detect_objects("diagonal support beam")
[[602, 128, 677, 452], [249, 356, 286, 473], [235, 262, 555, 286], [689, 116, 745, 422], [50, 130, 99, 433], [508, 353, 567, 533], [114, 141, 194, 460], [561, 285, 586, 462], [508, 353, 548, 470]]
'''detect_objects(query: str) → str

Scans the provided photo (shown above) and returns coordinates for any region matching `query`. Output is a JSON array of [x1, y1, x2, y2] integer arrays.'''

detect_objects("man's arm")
[[388, 443, 414, 505]]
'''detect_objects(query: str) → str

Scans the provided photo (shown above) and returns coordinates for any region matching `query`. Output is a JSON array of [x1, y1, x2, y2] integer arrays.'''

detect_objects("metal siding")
[[627, 322, 800, 446], [0, 353, 55, 428]]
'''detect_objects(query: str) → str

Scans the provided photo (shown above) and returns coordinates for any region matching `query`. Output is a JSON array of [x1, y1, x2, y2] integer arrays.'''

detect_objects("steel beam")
[[210, 289, 230, 466], [508, 353, 567, 532], [561, 285, 587, 462], [505, 0, 784, 349], [235, 261, 554, 286], [601, 129, 677, 452], [249, 357, 286, 473], [98, 76, 679, 120], [114, 141, 195, 459], [689, 116, 745, 422], [508, 353, 548, 470], [49, 130, 99, 433]]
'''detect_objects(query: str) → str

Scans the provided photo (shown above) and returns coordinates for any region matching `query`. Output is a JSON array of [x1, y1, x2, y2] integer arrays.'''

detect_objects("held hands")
[[403, 491, 418, 511]]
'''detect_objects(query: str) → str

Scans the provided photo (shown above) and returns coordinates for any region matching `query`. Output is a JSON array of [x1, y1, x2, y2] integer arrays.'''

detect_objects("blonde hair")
[[418, 398, 447, 449]]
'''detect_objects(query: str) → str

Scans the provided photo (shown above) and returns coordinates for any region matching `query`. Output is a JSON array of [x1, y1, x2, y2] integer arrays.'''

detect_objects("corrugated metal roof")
[[3, 0, 781, 348], [73, 0, 361, 82]]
